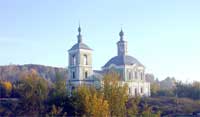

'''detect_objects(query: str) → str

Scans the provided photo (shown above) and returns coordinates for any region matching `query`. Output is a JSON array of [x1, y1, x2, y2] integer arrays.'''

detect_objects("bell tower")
[[68, 25, 93, 86]]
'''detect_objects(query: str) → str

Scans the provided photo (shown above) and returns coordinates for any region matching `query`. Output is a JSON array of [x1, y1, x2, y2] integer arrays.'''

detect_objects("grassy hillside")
[[141, 96, 200, 115]]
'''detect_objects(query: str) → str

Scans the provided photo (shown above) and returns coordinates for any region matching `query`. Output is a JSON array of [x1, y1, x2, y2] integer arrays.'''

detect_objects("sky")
[[0, 0, 200, 81]]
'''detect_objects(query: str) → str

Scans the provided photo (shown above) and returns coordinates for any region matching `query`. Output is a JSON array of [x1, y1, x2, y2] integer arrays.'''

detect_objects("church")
[[66, 26, 150, 97]]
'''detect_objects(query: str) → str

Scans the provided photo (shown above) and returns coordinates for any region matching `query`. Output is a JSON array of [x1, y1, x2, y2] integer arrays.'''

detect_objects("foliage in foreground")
[[1, 71, 196, 116], [76, 85, 109, 117]]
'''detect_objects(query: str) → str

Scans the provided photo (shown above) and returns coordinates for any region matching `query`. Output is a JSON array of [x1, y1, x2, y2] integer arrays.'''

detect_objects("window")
[[135, 88, 137, 96], [72, 55, 76, 65], [128, 71, 132, 80], [71, 86, 75, 91], [135, 72, 137, 79], [85, 71, 88, 78], [141, 72, 143, 80], [141, 87, 143, 93], [72, 71, 75, 79], [129, 88, 131, 94], [83, 55, 88, 65]]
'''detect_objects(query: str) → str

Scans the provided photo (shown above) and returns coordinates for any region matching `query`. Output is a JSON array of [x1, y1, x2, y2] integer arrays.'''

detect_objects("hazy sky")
[[0, 0, 200, 81]]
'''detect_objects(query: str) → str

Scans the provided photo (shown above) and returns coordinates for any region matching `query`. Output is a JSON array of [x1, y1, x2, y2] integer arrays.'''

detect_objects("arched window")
[[129, 88, 131, 94], [135, 71, 137, 79], [135, 88, 137, 96], [128, 71, 132, 80], [85, 71, 88, 78], [83, 55, 88, 65], [72, 55, 76, 65], [71, 86, 75, 91], [141, 87, 143, 93], [140, 72, 143, 80], [72, 71, 75, 79]]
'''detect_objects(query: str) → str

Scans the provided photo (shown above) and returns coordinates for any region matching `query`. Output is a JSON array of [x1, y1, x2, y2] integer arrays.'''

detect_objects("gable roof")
[[69, 42, 92, 51]]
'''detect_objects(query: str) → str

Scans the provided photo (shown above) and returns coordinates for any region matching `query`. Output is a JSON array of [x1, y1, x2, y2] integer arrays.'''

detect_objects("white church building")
[[67, 26, 150, 97]]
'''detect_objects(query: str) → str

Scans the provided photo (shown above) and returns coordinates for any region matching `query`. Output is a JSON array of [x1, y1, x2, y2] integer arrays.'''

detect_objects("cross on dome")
[[77, 25, 82, 43], [119, 28, 124, 41]]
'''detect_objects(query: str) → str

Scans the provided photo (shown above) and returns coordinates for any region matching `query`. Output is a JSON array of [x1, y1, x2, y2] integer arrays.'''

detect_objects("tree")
[[103, 72, 128, 117], [47, 72, 68, 107], [142, 103, 152, 117], [46, 73, 76, 116], [0, 81, 12, 97], [14, 69, 49, 115], [192, 81, 200, 100], [126, 97, 140, 117], [76, 85, 109, 117], [175, 81, 200, 100], [52, 73, 67, 97], [46, 104, 67, 117], [151, 82, 160, 97]]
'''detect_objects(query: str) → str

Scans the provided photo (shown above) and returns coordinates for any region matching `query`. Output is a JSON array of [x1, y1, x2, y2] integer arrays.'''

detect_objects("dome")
[[103, 55, 143, 68], [69, 42, 92, 51]]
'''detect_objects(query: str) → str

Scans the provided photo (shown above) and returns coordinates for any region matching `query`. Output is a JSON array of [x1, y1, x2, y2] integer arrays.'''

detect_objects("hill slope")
[[0, 64, 67, 83]]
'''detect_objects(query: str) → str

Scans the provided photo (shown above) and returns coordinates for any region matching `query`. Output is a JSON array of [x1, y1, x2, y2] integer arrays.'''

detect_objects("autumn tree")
[[14, 69, 49, 115], [51, 73, 67, 97], [46, 72, 73, 115], [0, 81, 12, 97], [103, 72, 128, 117], [142, 103, 152, 116], [46, 104, 67, 117], [175, 81, 200, 100], [76, 85, 109, 117], [192, 81, 200, 99], [47, 73, 68, 105], [126, 97, 140, 116], [151, 82, 160, 97]]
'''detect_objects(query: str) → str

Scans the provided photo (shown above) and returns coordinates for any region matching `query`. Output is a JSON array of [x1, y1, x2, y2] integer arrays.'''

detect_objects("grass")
[[141, 96, 200, 115]]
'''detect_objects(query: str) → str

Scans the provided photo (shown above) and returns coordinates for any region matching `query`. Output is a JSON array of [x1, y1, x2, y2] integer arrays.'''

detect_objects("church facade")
[[67, 26, 150, 97]]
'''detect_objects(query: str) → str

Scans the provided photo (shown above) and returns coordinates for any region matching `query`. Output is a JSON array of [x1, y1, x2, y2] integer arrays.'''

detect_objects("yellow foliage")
[[103, 72, 128, 117], [77, 85, 110, 117], [48, 104, 66, 116], [15, 71, 49, 113], [193, 81, 200, 88], [30, 68, 38, 75], [1, 81, 12, 92]]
